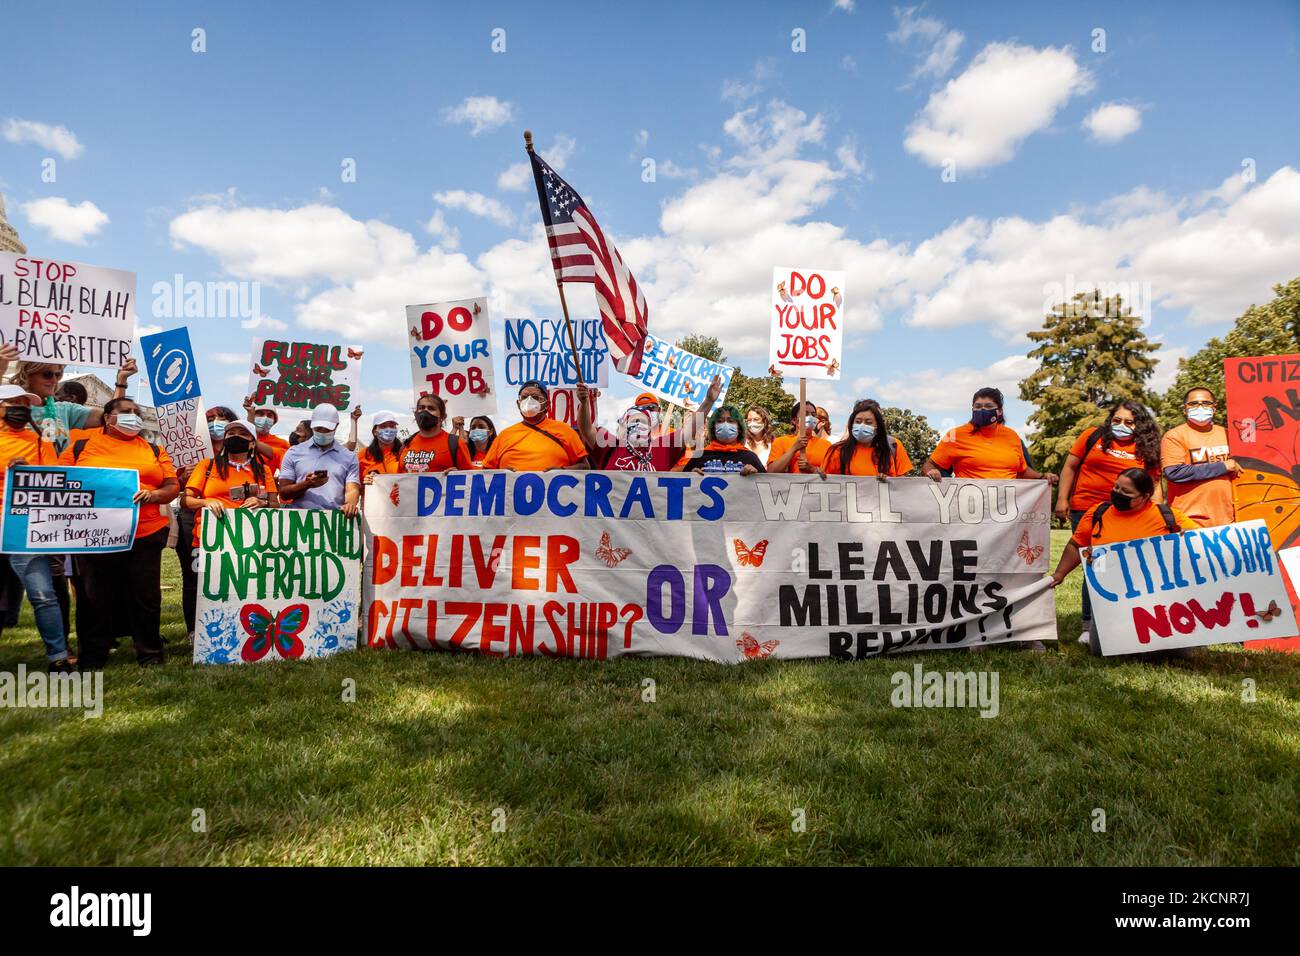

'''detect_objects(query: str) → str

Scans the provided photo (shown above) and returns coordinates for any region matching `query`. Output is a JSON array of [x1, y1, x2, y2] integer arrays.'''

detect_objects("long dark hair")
[[101, 396, 136, 431], [366, 421, 406, 466], [469, 415, 497, 455], [213, 430, 268, 484], [834, 399, 892, 475], [1100, 400, 1160, 465]]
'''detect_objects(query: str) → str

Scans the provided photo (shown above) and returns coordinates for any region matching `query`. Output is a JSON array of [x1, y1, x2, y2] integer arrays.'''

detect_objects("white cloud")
[[635, 129, 650, 148], [834, 0, 856, 10], [432, 189, 514, 228], [240, 315, 289, 332], [442, 96, 514, 136], [1149, 343, 1189, 394], [841, 55, 858, 74], [497, 163, 530, 192], [889, 7, 965, 80], [836, 137, 866, 175], [212, 352, 247, 364], [21, 197, 108, 244], [1083, 102, 1143, 143], [497, 134, 575, 191], [904, 42, 1093, 170], [423, 209, 460, 249], [3, 119, 84, 159], [657, 159, 698, 180], [134, 323, 164, 339], [722, 58, 778, 103]]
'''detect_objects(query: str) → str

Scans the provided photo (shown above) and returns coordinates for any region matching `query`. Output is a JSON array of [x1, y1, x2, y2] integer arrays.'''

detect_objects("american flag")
[[530, 149, 648, 375]]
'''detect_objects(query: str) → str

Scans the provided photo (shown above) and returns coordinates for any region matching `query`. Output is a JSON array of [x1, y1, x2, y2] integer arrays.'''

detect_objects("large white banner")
[[362, 474, 1056, 661], [1087, 519, 1295, 655], [0, 253, 136, 370]]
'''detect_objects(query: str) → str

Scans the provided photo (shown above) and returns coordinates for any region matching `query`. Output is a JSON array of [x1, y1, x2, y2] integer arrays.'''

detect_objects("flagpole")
[[525, 129, 586, 389]]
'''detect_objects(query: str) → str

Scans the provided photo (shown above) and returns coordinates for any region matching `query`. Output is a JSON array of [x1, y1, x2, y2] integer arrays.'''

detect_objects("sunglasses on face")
[[35, 370, 62, 380]]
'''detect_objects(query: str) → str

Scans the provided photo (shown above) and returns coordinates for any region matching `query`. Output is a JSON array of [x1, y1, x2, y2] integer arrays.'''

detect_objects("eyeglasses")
[[35, 370, 62, 380], [1185, 400, 1215, 408]]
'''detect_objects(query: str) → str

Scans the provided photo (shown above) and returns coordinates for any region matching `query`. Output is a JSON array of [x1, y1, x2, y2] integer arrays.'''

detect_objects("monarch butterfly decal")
[[1016, 530, 1044, 566], [594, 532, 632, 567], [733, 538, 769, 567], [737, 633, 779, 660], [1234, 458, 1300, 550]]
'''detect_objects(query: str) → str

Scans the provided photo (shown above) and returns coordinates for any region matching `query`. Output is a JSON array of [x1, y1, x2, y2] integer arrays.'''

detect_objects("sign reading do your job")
[[769, 267, 844, 381], [406, 297, 496, 414], [0, 253, 136, 371], [1, 466, 139, 554]]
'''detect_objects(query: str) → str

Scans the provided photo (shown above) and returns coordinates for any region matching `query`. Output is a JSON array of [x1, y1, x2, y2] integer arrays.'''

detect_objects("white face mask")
[[114, 413, 143, 435], [1187, 407, 1214, 424], [519, 397, 543, 418], [747, 421, 764, 434]]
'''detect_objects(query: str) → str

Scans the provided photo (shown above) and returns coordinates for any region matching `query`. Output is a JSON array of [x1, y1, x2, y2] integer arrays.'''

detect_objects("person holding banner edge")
[[482, 381, 589, 472], [768, 400, 831, 474], [0, 383, 71, 672], [820, 399, 912, 478], [59, 396, 179, 669], [575, 376, 721, 471]]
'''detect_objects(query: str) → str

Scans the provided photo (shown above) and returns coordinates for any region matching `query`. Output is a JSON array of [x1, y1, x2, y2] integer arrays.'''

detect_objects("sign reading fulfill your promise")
[[247, 337, 362, 412], [769, 267, 844, 381]]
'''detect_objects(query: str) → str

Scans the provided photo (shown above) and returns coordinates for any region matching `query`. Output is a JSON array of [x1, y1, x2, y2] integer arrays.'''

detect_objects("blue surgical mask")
[[469, 428, 489, 444], [208, 420, 226, 439], [377, 427, 398, 443], [1187, 407, 1214, 424], [312, 431, 334, 447], [254, 415, 274, 433], [1111, 423, 1134, 439], [804, 416, 818, 430], [715, 422, 739, 442], [972, 408, 998, 428], [852, 424, 876, 443]]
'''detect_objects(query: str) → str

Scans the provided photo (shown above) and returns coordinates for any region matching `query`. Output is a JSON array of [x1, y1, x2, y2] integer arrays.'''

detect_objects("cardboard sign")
[[1, 465, 139, 554], [141, 326, 200, 407], [1086, 519, 1295, 655], [362, 474, 1057, 660], [194, 508, 362, 665], [769, 267, 844, 381], [246, 338, 362, 413], [503, 317, 609, 389], [628, 332, 733, 410], [405, 297, 495, 415], [155, 398, 213, 471], [0, 253, 135, 370]]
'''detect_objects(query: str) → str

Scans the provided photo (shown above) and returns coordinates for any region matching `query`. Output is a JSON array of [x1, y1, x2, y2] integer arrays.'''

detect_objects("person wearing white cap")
[[276, 402, 361, 515], [0, 383, 71, 672], [358, 410, 404, 485], [183, 418, 277, 559]]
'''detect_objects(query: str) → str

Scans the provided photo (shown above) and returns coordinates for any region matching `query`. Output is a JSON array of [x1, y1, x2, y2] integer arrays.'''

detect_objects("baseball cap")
[[224, 420, 256, 440], [371, 409, 399, 427], [309, 403, 340, 429], [634, 391, 658, 407]]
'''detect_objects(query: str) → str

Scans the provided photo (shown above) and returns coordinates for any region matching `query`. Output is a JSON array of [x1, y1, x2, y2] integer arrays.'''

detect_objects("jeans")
[[1069, 509, 1092, 624], [7, 553, 68, 662]]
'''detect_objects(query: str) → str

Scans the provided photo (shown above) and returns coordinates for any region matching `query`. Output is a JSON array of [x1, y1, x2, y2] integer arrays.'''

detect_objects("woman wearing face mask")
[[184, 421, 277, 558], [1160, 387, 1240, 528], [0, 384, 70, 672], [482, 381, 590, 472], [672, 406, 765, 475], [397, 394, 472, 472], [768, 400, 832, 474], [814, 406, 833, 440], [205, 405, 240, 452], [1050, 468, 1198, 657], [242, 399, 288, 471], [58, 398, 180, 669], [288, 420, 312, 446], [359, 410, 405, 484], [743, 405, 774, 464], [922, 387, 1057, 485], [0, 346, 138, 453], [467, 416, 497, 467], [821, 399, 912, 477], [574, 380, 720, 471], [1055, 401, 1163, 643]]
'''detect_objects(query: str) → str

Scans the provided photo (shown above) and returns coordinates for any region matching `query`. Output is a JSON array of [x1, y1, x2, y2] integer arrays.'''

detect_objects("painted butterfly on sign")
[[389, 484, 400, 508], [733, 538, 768, 567], [239, 603, 310, 662], [1016, 530, 1044, 565], [594, 532, 632, 567], [737, 633, 779, 660]]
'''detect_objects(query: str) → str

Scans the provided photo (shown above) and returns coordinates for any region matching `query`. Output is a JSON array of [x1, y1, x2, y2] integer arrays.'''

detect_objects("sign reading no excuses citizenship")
[[769, 267, 844, 381], [1, 466, 139, 554], [141, 326, 200, 407], [0, 253, 136, 371], [503, 317, 609, 389], [247, 338, 362, 412], [406, 297, 496, 414]]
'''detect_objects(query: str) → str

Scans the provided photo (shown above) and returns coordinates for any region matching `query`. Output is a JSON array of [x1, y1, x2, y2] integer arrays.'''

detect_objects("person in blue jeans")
[[5, 554, 71, 672]]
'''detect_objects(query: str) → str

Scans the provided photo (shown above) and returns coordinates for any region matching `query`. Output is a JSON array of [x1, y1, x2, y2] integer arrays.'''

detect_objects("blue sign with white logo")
[[141, 326, 201, 407]]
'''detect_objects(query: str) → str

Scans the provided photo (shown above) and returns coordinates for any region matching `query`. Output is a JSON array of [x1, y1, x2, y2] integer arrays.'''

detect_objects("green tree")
[[1019, 290, 1160, 475], [1158, 276, 1300, 430], [881, 406, 939, 476], [671, 335, 795, 433]]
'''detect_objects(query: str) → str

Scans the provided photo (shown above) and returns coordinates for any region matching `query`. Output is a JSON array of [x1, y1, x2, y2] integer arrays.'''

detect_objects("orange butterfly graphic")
[[826, 358, 840, 376], [1256, 600, 1283, 623], [1016, 530, 1044, 565], [1235, 458, 1300, 549], [347, 347, 364, 360], [472, 302, 482, 315], [409, 326, 421, 339], [734, 538, 769, 567], [389, 485, 400, 508], [594, 532, 632, 567], [737, 632, 779, 660], [251, 364, 269, 377]]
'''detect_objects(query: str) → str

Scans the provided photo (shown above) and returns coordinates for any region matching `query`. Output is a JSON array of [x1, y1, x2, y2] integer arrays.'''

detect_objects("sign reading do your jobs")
[[1, 466, 140, 554], [406, 297, 497, 415], [769, 267, 844, 381]]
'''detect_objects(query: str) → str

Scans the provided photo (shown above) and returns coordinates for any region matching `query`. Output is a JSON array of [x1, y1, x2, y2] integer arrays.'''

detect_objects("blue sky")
[[2, 0, 1298, 437]]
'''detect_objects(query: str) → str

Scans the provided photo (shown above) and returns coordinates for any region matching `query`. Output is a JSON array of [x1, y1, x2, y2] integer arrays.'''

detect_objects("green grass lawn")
[[1, 529, 1298, 866]]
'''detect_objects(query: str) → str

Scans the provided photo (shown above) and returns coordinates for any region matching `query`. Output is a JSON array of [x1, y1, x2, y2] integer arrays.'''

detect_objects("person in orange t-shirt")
[[481, 381, 590, 472], [672, 406, 766, 475], [399, 394, 472, 473], [183, 420, 278, 549], [922, 387, 1057, 485], [1160, 387, 1239, 527], [0, 384, 69, 670], [467, 415, 497, 467], [243, 399, 290, 472], [58, 397, 180, 669], [768, 400, 831, 474], [358, 410, 404, 484], [821, 399, 913, 477]]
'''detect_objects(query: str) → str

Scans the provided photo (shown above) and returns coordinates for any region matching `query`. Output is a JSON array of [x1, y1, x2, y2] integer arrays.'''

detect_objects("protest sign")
[[406, 297, 496, 414], [628, 332, 732, 410], [362, 474, 1056, 661], [141, 326, 200, 406], [1, 465, 138, 554], [0, 253, 135, 371], [548, 388, 597, 429], [246, 338, 362, 413], [769, 267, 844, 381], [1224, 354, 1300, 650], [503, 317, 609, 389], [1086, 519, 1295, 655], [194, 508, 362, 664], [155, 397, 213, 471]]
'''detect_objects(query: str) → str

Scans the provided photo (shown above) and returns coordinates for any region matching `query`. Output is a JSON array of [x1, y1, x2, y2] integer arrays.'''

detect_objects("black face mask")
[[1109, 490, 1136, 511], [3, 406, 32, 426], [415, 411, 440, 430], [971, 408, 999, 428], [224, 437, 252, 454]]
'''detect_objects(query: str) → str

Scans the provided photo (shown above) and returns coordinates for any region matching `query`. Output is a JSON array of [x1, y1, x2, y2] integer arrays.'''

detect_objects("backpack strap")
[[1157, 503, 1178, 534], [447, 433, 462, 468], [1091, 501, 1112, 537], [148, 441, 161, 461], [523, 421, 570, 452], [1080, 426, 1105, 460], [71, 438, 88, 463]]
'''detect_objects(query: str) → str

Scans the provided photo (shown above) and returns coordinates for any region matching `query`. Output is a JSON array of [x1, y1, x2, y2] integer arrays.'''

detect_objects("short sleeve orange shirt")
[[359, 444, 402, 480], [767, 434, 831, 473], [259, 433, 290, 471], [481, 419, 588, 472], [1067, 427, 1161, 511], [928, 423, 1028, 480], [398, 432, 473, 473], [185, 457, 279, 546], [822, 440, 913, 476], [1072, 500, 1198, 547], [57, 431, 179, 538], [0, 425, 57, 495]]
